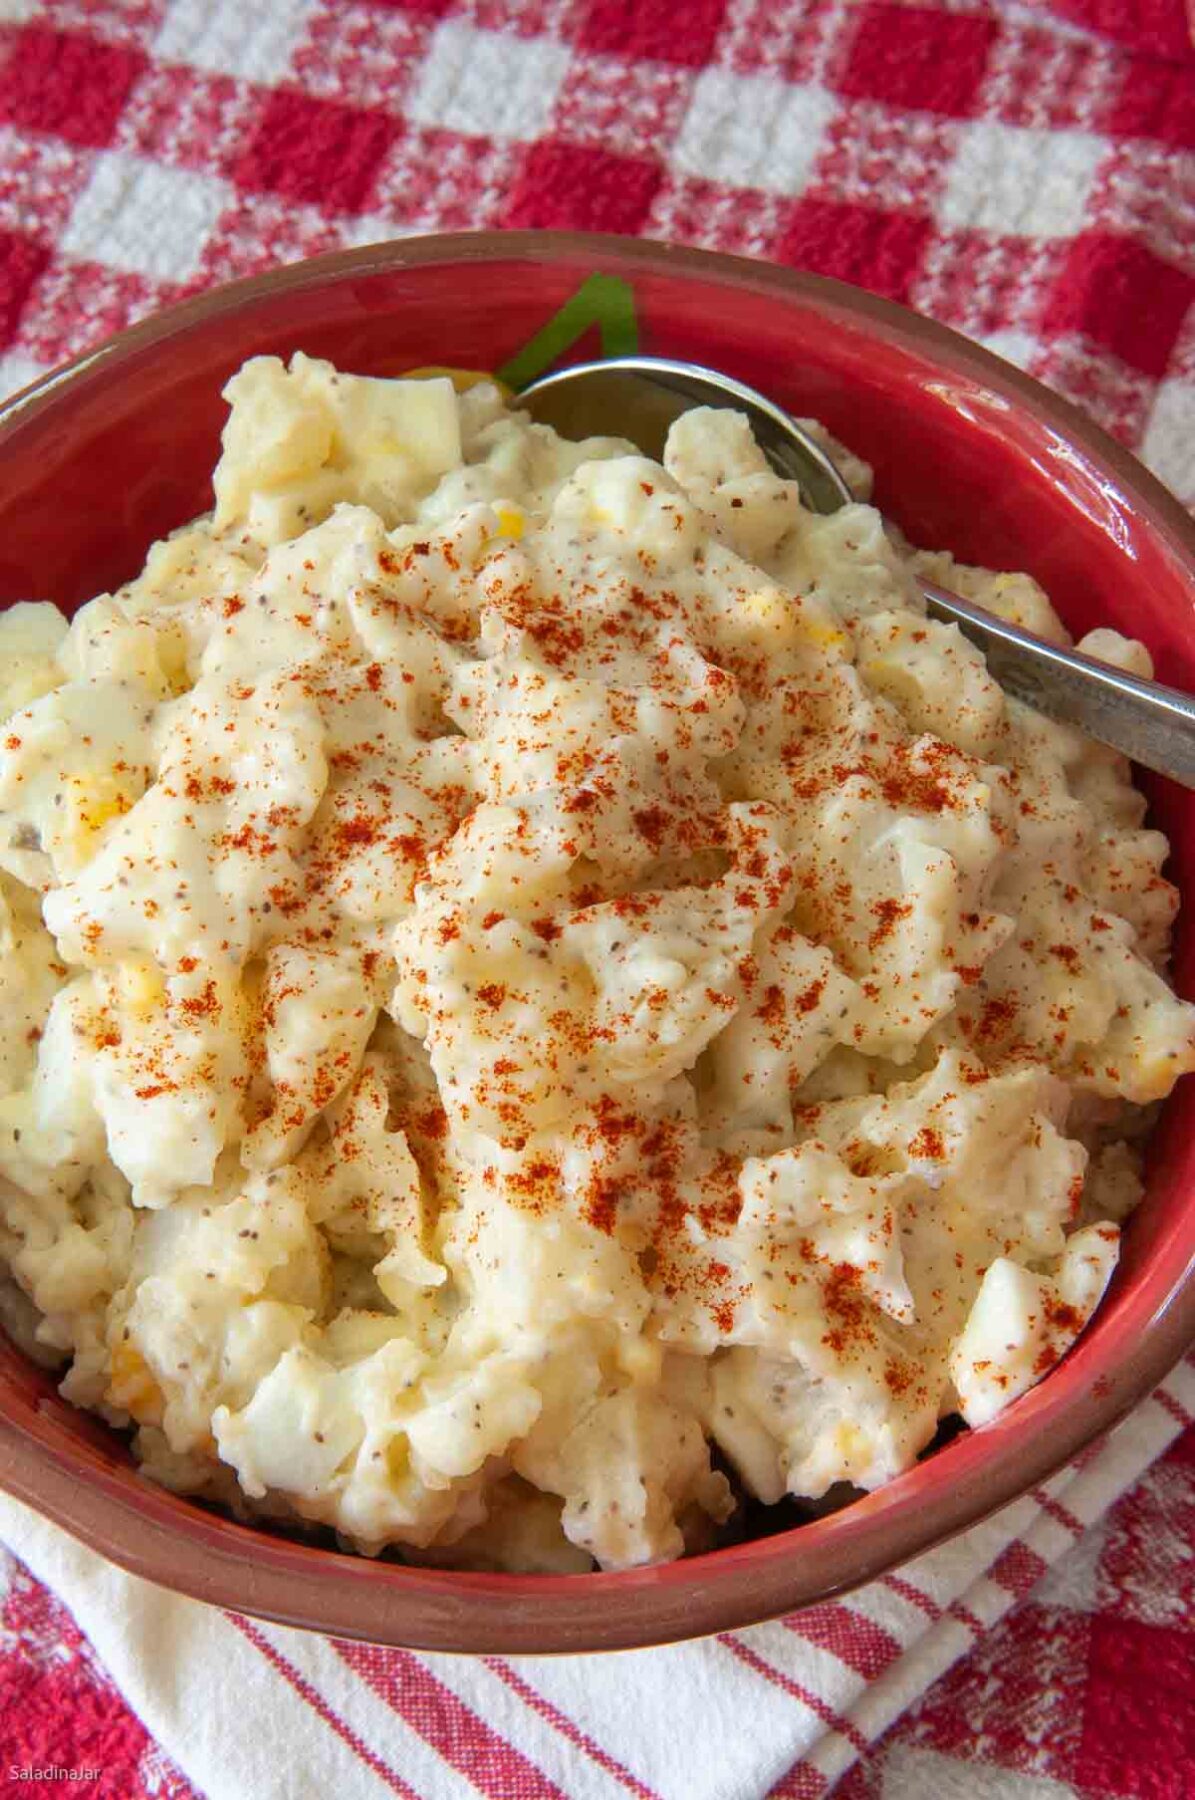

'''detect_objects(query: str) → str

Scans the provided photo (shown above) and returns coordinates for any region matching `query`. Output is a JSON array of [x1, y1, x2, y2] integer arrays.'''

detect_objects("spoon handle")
[[919, 579, 1195, 788]]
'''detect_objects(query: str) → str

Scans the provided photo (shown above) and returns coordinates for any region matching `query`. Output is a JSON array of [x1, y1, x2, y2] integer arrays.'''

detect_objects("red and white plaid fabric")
[[0, 0, 1190, 499], [0, 1, 1193, 1795], [1, 1372, 1192, 1799]]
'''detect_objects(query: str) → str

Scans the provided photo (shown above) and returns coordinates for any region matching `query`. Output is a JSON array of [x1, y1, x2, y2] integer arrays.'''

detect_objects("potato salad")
[[0, 353, 1191, 1572]]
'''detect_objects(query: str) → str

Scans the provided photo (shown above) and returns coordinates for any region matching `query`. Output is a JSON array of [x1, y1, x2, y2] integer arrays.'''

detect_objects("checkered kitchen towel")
[[1, 1377, 1191, 1799], [0, 0, 1189, 505], [0, 2, 1193, 1797]]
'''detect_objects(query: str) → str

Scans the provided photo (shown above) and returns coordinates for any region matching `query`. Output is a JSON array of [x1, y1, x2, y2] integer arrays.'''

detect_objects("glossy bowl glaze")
[[0, 233, 1192, 1654]]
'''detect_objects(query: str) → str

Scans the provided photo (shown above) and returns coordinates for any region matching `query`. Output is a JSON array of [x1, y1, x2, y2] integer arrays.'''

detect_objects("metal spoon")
[[520, 355, 1195, 788]]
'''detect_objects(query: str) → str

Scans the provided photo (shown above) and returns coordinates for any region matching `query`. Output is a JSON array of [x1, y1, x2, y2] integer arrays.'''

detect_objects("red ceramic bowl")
[[0, 233, 1192, 1654]]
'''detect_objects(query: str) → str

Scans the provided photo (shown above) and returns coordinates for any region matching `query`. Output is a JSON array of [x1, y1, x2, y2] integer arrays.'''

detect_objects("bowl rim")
[[0, 228, 1192, 1655]]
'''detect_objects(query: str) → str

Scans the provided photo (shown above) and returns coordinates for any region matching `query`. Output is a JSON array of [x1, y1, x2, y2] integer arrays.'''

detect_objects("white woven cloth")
[[2, 1359, 1191, 1800]]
